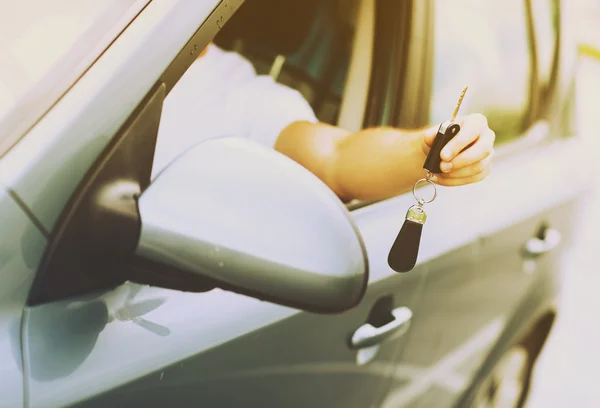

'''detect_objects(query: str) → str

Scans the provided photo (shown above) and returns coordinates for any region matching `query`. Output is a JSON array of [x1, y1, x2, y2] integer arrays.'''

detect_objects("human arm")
[[274, 113, 495, 202], [212, 46, 495, 201]]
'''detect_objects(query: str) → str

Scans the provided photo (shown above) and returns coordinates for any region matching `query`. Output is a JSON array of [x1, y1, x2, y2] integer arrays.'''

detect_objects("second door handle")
[[350, 306, 413, 349], [523, 228, 562, 258]]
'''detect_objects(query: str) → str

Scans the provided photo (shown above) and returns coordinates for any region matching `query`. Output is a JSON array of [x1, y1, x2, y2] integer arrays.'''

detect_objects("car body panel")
[[452, 199, 576, 408], [0, 185, 47, 408], [23, 285, 299, 407], [56, 271, 424, 407], [379, 197, 578, 407]]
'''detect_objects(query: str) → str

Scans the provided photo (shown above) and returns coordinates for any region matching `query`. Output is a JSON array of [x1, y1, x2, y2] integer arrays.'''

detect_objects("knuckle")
[[478, 149, 490, 161], [470, 113, 488, 126]]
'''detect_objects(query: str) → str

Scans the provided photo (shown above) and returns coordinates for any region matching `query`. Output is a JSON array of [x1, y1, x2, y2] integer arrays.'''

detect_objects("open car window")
[[0, 0, 150, 157], [215, 0, 358, 126]]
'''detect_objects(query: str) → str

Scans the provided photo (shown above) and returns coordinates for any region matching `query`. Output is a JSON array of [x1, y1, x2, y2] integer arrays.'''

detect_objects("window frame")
[[362, 0, 418, 129], [347, 0, 432, 211], [491, 0, 563, 158], [344, 0, 415, 211], [532, 0, 562, 120]]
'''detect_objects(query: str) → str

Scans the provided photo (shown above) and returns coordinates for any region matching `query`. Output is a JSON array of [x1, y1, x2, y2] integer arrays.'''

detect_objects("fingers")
[[440, 113, 488, 161], [422, 124, 444, 148], [421, 112, 495, 187], [432, 165, 492, 187], [441, 127, 495, 172], [439, 152, 494, 178]]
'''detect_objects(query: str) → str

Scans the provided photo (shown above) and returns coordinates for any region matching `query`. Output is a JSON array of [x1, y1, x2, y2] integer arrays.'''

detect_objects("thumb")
[[422, 124, 440, 147]]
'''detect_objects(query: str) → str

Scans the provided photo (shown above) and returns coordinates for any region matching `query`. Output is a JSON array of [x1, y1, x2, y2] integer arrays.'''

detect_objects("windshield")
[[0, 0, 150, 156]]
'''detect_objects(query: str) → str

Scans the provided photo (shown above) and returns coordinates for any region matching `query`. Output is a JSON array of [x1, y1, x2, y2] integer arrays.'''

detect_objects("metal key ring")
[[413, 178, 437, 204]]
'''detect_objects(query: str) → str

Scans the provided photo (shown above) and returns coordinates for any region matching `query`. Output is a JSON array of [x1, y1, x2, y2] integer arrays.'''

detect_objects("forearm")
[[330, 126, 428, 201], [275, 121, 429, 202]]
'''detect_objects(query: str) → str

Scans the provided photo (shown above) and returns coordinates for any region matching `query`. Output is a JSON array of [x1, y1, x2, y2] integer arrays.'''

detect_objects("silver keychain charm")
[[388, 87, 467, 273], [405, 174, 438, 239]]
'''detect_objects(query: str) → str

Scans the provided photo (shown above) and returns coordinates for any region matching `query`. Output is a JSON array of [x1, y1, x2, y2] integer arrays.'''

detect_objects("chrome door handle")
[[524, 228, 562, 257], [350, 307, 412, 349]]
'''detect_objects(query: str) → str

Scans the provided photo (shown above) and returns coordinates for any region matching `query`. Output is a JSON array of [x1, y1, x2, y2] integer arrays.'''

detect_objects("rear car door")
[[364, 0, 585, 406], [0, 1, 425, 407]]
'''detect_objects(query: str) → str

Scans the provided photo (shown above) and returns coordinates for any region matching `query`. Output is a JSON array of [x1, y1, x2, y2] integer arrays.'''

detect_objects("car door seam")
[[4, 187, 49, 237]]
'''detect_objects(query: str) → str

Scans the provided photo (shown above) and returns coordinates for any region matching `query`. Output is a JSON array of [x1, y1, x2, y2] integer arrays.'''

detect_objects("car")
[[0, 0, 585, 407]]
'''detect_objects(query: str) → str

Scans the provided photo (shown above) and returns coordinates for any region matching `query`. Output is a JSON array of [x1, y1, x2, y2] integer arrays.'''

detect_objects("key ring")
[[413, 178, 437, 205]]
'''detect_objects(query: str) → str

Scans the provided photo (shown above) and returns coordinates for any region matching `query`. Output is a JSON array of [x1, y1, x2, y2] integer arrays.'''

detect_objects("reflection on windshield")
[[0, 0, 149, 155]]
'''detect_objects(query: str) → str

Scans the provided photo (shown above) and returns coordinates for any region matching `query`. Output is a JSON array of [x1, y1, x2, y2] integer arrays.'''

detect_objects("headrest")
[[215, 0, 321, 55]]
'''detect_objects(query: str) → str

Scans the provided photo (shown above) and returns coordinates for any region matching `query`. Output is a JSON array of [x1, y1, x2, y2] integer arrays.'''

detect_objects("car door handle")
[[523, 228, 562, 257], [350, 307, 413, 349]]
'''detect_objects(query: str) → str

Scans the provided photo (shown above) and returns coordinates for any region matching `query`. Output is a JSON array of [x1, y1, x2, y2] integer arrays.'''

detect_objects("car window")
[[0, 0, 149, 156], [216, 0, 357, 126], [429, 0, 532, 146]]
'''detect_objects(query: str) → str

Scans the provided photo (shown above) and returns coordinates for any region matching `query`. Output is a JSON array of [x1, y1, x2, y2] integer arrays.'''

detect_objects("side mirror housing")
[[136, 138, 368, 313]]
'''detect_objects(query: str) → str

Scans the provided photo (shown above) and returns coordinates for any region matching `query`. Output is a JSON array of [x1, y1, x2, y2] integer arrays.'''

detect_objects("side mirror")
[[136, 138, 368, 313]]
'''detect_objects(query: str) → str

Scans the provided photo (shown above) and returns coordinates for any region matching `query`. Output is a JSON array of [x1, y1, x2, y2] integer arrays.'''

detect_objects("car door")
[[0, 186, 46, 408], [365, 0, 585, 407], [0, 1, 425, 407]]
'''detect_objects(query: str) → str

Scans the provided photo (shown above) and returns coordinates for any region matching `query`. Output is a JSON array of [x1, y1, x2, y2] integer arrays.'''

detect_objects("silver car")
[[0, 0, 585, 407]]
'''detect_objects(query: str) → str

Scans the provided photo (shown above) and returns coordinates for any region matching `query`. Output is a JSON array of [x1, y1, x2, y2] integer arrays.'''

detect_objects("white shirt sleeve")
[[224, 70, 319, 148], [153, 45, 319, 178]]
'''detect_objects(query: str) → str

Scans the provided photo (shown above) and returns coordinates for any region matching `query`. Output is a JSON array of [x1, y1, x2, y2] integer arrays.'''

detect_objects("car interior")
[[214, 0, 359, 127]]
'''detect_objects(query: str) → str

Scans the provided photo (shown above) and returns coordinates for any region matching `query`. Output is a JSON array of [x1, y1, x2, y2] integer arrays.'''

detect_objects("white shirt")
[[152, 44, 318, 178]]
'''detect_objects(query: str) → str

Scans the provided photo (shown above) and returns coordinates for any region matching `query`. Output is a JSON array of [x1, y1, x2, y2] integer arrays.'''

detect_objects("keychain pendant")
[[388, 205, 427, 273], [387, 175, 436, 273]]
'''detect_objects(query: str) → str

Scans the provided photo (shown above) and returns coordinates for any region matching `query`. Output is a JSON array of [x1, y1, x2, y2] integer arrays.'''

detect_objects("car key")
[[387, 87, 468, 273], [423, 86, 468, 174]]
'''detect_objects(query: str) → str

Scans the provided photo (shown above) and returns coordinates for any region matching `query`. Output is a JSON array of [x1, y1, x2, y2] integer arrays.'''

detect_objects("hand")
[[422, 113, 495, 186]]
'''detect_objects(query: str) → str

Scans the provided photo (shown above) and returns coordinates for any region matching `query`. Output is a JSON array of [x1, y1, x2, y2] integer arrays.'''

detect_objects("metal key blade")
[[451, 86, 468, 121]]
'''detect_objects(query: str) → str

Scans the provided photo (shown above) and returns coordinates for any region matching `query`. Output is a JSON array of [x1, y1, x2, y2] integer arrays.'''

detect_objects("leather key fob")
[[388, 205, 426, 273]]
